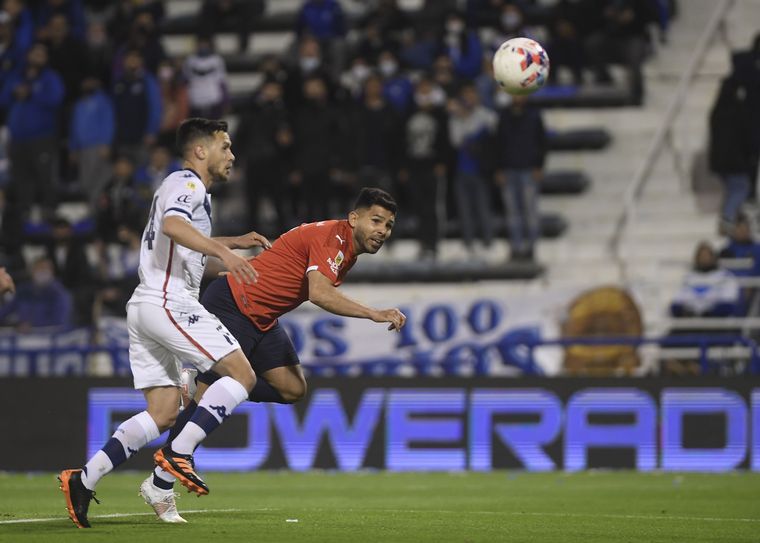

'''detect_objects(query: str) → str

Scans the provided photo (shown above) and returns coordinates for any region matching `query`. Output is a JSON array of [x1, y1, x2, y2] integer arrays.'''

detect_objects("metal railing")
[[608, 0, 736, 263]]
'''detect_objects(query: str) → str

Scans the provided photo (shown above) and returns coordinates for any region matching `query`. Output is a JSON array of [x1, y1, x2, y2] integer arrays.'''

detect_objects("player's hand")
[[0, 267, 15, 295], [220, 249, 258, 285], [235, 231, 272, 250], [372, 308, 407, 332]]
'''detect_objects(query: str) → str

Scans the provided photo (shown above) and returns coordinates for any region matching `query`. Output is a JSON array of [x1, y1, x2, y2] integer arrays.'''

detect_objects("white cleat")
[[139, 476, 187, 523]]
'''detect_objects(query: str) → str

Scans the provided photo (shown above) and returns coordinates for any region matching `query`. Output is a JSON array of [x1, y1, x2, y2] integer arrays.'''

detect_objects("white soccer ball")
[[492, 37, 550, 95]]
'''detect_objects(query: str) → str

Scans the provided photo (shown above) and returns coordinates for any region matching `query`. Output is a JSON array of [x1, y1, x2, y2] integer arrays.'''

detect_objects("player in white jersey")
[[59, 118, 271, 528]]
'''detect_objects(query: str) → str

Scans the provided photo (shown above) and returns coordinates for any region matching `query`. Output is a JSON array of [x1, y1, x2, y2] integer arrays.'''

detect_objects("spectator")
[[0, 186, 24, 275], [708, 76, 753, 233], [399, 76, 450, 261], [235, 79, 294, 234], [94, 222, 140, 317], [378, 49, 414, 114], [0, 10, 28, 108], [284, 36, 333, 108], [107, 0, 164, 47], [339, 55, 372, 100], [719, 214, 760, 277], [296, 0, 347, 77], [44, 13, 87, 107], [69, 75, 114, 207], [731, 33, 760, 203], [95, 155, 151, 242], [183, 35, 228, 119], [670, 242, 742, 318], [495, 94, 546, 262], [155, 59, 188, 148], [431, 53, 460, 98], [33, 0, 86, 42], [290, 75, 348, 221], [441, 10, 483, 81], [398, 27, 438, 72], [134, 144, 179, 193], [448, 82, 497, 255], [45, 216, 95, 326], [0, 41, 65, 220], [546, 0, 588, 85], [112, 49, 161, 164], [0, 256, 72, 331], [83, 19, 113, 88], [356, 18, 390, 64], [198, 0, 264, 53], [0, 265, 14, 295], [3, 0, 35, 63], [116, 10, 165, 76], [585, 0, 656, 105]]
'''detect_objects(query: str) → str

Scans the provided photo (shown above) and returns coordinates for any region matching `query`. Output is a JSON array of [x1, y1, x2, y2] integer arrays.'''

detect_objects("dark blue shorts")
[[200, 277, 300, 374]]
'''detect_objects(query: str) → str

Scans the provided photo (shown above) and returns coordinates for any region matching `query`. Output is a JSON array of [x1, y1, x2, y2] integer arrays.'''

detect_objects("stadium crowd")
[[0, 0, 683, 333]]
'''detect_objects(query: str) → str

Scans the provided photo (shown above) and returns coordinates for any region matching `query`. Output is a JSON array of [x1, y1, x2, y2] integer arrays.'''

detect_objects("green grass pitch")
[[0, 471, 758, 542]]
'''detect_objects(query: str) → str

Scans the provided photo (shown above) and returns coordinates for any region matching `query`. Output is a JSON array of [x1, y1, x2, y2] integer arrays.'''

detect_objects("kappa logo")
[[209, 405, 230, 420], [188, 314, 200, 326]]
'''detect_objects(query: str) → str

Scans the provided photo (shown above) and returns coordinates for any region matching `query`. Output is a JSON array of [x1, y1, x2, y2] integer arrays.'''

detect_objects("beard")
[[210, 161, 231, 184]]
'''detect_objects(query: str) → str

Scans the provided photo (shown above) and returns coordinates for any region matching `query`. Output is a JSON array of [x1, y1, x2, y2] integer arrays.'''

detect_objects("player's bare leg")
[[258, 365, 307, 403]]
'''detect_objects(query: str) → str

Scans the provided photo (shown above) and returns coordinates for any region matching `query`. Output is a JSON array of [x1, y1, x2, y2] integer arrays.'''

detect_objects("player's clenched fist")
[[372, 308, 407, 331]]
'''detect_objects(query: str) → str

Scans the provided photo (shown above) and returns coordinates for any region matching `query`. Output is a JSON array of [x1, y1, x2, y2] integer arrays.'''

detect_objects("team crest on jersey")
[[327, 250, 344, 275], [186, 181, 196, 190]]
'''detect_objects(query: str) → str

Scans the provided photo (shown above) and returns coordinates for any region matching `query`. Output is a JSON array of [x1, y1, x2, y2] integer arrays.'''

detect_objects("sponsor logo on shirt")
[[177, 194, 192, 204], [327, 250, 345, 275], [186, 181, 197, 190]]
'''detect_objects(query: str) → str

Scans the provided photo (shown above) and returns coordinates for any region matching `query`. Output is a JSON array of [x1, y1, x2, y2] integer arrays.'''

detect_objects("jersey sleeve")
[[305, 224, 345, 283], [162, 178, 204, 223]]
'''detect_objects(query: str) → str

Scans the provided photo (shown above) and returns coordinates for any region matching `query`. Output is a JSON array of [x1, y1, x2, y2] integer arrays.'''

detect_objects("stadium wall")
[[2, 377, 759, 472]]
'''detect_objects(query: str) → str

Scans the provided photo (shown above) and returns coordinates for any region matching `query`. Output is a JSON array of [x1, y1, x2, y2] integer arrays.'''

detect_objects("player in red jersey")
[[142, 187, 405, 514]]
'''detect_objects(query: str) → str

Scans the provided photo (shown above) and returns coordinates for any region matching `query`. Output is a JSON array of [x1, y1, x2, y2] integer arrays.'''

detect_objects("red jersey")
[[227, 220, 357, 331]]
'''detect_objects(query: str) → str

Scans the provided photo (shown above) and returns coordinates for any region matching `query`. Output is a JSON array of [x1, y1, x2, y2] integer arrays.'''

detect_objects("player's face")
[[350, 205, 395, 255], [207, 131, 235, 183]]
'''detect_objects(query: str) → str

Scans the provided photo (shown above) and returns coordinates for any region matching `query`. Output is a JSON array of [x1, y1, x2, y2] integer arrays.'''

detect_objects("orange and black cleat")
[[58, 469, 99, 528], [154, 446, 209, 496]]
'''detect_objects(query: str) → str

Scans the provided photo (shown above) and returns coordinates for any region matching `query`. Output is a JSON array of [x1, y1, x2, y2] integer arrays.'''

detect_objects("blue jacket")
[[69, 90, 115, 150], [0, 280, 72, 328], [1, 68, 65, 142], [445, 31, 483, 80], [112, 72, 162, 144], [297, 0, 345, 39], [33, 0, 87, 41]]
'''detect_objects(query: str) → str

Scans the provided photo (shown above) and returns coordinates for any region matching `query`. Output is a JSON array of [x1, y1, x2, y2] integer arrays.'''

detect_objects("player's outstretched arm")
[[214, 231, 272, 251], [163, 216, 259, 285], [307, 271, 406, 331]]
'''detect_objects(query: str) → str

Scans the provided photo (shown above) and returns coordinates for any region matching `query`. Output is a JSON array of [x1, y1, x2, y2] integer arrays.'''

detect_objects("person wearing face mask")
[[69, 75, 114, 209], [284, 36, 334, 109], [440, 11, 483, 80], [0, 41, 64, 221], [183, 35, 228, 119], [156, 60, 189, 147], [340, 56, 372, 99], [378, 49, 413, 114], [0, 256, 72, 331]]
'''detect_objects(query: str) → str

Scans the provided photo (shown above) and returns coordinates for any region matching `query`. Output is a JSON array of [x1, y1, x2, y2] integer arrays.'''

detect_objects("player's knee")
[[280, 376, 307, 403], [152, 408, 179, 432]]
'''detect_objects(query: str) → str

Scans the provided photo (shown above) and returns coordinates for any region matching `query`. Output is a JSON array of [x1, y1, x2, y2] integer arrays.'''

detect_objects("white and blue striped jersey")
[[128, 169, 212, 312]]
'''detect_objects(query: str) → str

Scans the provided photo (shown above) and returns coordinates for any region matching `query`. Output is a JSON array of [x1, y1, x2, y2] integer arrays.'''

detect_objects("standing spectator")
[[339, 55, 372, 100], [719, 214, 760, 277], [112, 49, 161, 164], [0, 186, 24, 276], [546, 0, 588, 85], [156, 59, 188, 147], [495, 94, 546, 262], [441, 10, 483, 81], [115, 11, 165, 76], [296, 0, 347, 76], [284, 36, 333, 108], [32, 0, 86, 42], [45, 217, 95, 326], [3, 0, 35, 62], [0, 9, 28, 106], [431, 53, 460, 98], [709, 76, 754, 234], [95, 155, 151, 242], [69, 75, 114, 207], [83, 19, 113, 88], [399, 77, 450, 261], [235, 79, 294, 234], [44, 13, 87, 108], [0, 41, 65, 220], [183, 35, 228, 119], [731, 33, 760, 203], [448, 83, 497, 255], [198, 0, 264, 54], [0, 256, 72, 331], [94, 222, 141, 317], [134, 145, 180, 192], [378, 49, 414, 114]]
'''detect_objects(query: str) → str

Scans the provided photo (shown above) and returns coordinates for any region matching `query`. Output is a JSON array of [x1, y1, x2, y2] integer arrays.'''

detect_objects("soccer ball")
[[492, 37, 550, 95]]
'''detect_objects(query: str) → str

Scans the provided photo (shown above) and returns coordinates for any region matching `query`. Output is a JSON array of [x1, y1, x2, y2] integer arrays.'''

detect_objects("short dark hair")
[[353, 187, 397, 215], [176, 118, 228, 156]]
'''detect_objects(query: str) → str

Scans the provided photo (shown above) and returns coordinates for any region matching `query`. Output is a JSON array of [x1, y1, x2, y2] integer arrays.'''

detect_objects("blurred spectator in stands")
[[94, 221, 140, 317], [183, 35, 228, 119], [0, 256, 72, 331], [112, 48, 161, 164], [378, 49, 413, 114], [585, 0, 656, 105], [0, 265, 14, 295], [350, 73, 401, 196], [495, 94, 546, 262], [709, 76, 753, 234], [235, 79, 294, 234], [297, 0, 347, 77], [363, 0, 408, 37], [69, 74, 113, 208], [44, 13, 86, 108], [340, 55, 372, 100], [474, 54, 500, 110], [46, 216, 95, 326], [431, 53, 460, 98], [83, 19, 113, 88], [670, 241, 742, 318], [33, 0, 86, 41], [0, 8, 32, 112], [441, 10, 483, 81], [0, 41, 64, 221], [107, 0, 164, 47], [0, 186, 24, 275], [284, 36, 333, 108], [290, 75, 347, 221], [95, 155, 151, 242], [135, 144, 179, 193], [486, 3, 541, 53], [356, 17, 390, 64], [199, 0, 264, 54], [546, 0, 587, 86], [156, 59, 188, 148], [4, 0, 36, 60], [719, 214, 760, 277], [258, 54, 289, 86], [398, 27, 438, 72], [115, 10, 165, 76], [731, 32, 760, 197], [448, 82, 497, 256], [399, 76, 450, 261]]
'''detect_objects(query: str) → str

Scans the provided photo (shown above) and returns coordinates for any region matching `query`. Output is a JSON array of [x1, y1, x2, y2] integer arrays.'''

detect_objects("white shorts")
[[127, 301, 240, 389]]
